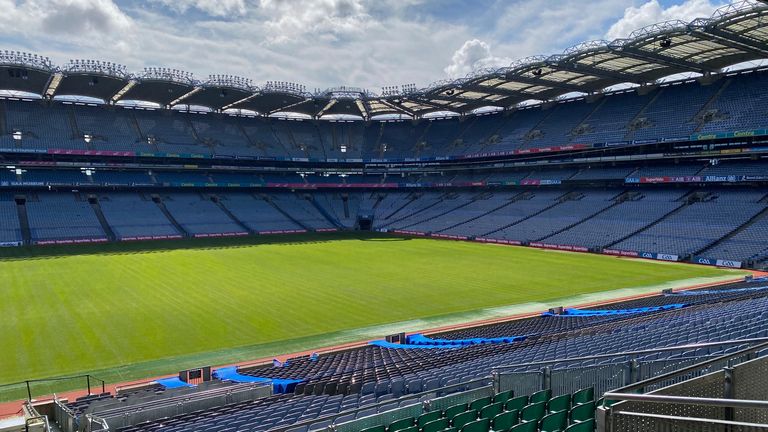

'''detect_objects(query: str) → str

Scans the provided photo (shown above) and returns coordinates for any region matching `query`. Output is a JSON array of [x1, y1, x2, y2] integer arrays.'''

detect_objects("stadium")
[[1, 0, 768, 431]]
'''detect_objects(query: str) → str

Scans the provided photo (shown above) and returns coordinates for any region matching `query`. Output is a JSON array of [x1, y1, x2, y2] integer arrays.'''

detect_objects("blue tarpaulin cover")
[[542, 303, 687, 317], [368, 340, 452, 349], [156, 377, 196, 389], [213, 366, 303, 393], [406, 333, 527, 346], [665, 285, 768, 296]]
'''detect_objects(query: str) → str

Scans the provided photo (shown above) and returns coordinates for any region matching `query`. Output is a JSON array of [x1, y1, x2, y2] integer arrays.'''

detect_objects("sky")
[[0, 0, 742, 92]]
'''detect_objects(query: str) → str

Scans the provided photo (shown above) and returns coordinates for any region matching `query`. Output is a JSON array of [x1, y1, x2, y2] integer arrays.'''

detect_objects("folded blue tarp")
[[665, 285, 768, 296], [368, 340, 452, 349], [156, 377, 196, 389], [542, 303, 687, 317], [213, 366, 303, 393], [406, 333, 527, 346]]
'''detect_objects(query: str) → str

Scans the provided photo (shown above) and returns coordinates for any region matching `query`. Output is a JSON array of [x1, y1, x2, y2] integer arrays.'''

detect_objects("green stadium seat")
[[508, 421, 537, 432], [491, 410, 518, 432], [480, 402, 504, 420], [547, 394, 571, 414], [539, 410, 568, 432], [460, 418, 491, 432], [565, 419, 595, 431], [388, 417, 415, 432], [530, 389, 552, 404], [445, 403, 469, 420], [452, 410, 478, 429], [569, 401, 596, 424], [572, 388, 594, 405], [417, 411, 442, 428], [469, 396, 493, 412], [493, 390, 514, 404], [504, 395, 529, 412], [421, 418, 449, 432], [398, 427, 419, 432], [361, 426, 386, 432], [520, 402, 546, 423]]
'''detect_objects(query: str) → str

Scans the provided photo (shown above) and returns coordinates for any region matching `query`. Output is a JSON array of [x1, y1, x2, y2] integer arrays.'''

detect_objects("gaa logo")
[[697, 258, 713, 265]]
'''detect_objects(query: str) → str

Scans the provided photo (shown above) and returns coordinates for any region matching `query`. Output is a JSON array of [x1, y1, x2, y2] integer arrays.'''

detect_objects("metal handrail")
[[24, 414, 51, 432], [491, 337, 768, 372], [266, 377, 493, 432], [606, 340, 768, 395], [602, 393, 768, 409], [612, 411, 768, 428], [93, 381, 271, 418]]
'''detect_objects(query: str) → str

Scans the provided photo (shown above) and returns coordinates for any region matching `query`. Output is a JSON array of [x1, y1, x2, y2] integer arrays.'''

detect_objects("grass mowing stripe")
[[0, 232, 742, 401]]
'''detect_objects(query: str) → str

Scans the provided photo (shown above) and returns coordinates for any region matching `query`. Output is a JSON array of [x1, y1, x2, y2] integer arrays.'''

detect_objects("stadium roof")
[[1, 0, 767, 118]]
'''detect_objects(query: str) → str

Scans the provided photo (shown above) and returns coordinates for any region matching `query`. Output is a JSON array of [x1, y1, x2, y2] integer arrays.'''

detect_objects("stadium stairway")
[[379, 194, 447, 229], [537, 191, 628, 243], [381, 193, 419, 221], [434, 191, 532, 234], [15, 199, 31, 245], [623, 87, 665, 141], [693, 205, 768, 259], [479, 191, 572, 238], [210, 195, 254, 234], [152, 196, 189, 237], [692, 78, 732, 133], [264, 194, 311, 230], [601, 193, 691, 250], [89, 197, 117, 241], [309, 195, 346, 229], [398, 193, 484, 231]]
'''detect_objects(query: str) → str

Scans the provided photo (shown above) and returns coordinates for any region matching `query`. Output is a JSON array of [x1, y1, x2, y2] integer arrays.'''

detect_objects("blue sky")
[[0, 0, 737, 91]]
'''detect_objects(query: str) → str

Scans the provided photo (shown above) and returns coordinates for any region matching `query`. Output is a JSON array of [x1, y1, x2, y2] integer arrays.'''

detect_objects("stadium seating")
[[0, 198, 22, 244], [3, 70, 768, 160], [161, 193, 247, 236], [25, 193, 106, 242], [98, 193, 182, 240], [106, 281, 768, 432]]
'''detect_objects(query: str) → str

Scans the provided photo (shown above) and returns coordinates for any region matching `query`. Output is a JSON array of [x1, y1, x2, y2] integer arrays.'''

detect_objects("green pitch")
[[0, 233, 742, 400]]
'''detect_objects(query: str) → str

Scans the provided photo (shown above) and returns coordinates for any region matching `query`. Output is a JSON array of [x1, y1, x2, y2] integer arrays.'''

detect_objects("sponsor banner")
[[35, 238, 108, 245], [121, 235, 184, 241], [0, 241, 22, 247], [0, 148, 47, 154], [520, 179, 563, 186], [193, 232, 249, 238], [258, 229, 308, 235], [529, 242, 589, 252], [628, 174, 768, 185], [693, 256, 743, 268], [474, 238, 523, 245], [392, 230, 426, 236], [692, 129, 768, 141], [605, 249, 677, 261], [602, 249, 640, 257], [266, 183, 317, 189], [315, 228, 338, 232], [48, 149, 136, 157], [430, 233, 468, 240]]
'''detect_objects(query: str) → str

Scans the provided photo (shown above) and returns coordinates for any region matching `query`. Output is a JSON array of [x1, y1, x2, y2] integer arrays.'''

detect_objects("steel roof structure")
[[1, 0, 766, 119]]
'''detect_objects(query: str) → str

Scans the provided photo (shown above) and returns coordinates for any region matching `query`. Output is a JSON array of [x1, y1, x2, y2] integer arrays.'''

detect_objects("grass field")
[[0, 232, 743, 400]]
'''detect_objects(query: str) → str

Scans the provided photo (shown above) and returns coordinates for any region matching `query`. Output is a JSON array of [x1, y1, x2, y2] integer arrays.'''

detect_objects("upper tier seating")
[[4, 70, 767, 160]]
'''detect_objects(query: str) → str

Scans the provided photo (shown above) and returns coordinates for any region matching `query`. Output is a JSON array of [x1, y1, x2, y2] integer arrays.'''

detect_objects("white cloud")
[[151, 0, 248, 17], [605, 0, 725, 40], [0, 0, 741, 93], [443, 39, 511, 78]]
